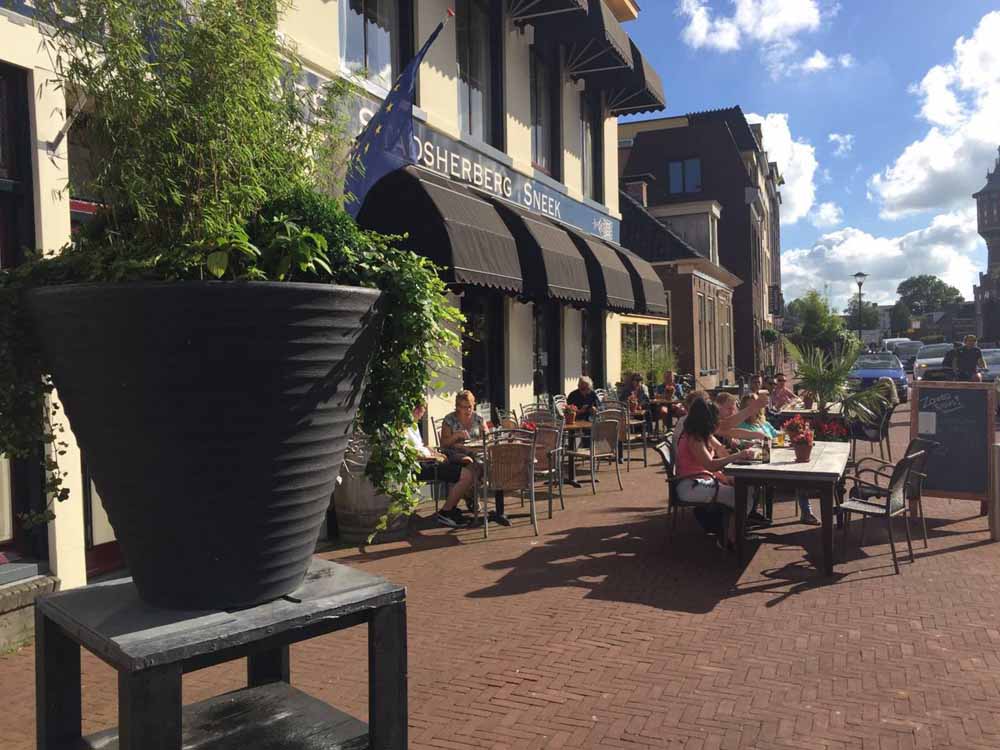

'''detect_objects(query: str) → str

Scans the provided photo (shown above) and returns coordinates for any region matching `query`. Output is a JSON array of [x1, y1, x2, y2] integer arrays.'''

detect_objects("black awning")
[[588, 37, 666, 115], [533, 0, 633, 76], [490, 199, 591, 304], [608, 243, 669, 317], [563, 227, 636, 312], [357, 166, 523, 293], [509, 0, 587, 23]]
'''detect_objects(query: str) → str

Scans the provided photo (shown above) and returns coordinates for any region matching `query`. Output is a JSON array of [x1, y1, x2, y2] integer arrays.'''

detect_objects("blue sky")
[[622, 1, 999, 310]]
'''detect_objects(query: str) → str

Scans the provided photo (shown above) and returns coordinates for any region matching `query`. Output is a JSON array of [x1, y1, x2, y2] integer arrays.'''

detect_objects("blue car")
[[846, 353, 909, 403]]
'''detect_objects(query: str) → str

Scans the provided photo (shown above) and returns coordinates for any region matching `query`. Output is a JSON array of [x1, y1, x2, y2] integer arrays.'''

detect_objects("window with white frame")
[[697, 293, 706, 374], [340, 0, 404, 91], [457, 0, 500, 147]]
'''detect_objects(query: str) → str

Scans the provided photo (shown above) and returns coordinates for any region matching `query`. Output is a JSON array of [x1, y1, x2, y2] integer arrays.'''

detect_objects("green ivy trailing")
[[0, 0, 462, 531]]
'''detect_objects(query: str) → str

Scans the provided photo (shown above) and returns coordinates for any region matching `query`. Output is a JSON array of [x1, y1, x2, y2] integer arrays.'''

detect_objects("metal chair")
[[654, 438, 726, 537], [477, 428, 539, 537], [600, 401, 646, 470], [840, 449, 925, 573], [521, 404, 560, 426], [430, 416, 443, 448], [565, 414, 623, 494], [476, 402, 493, 426], [849, 404, 894, 463], [853, 437, 939, 549], [594, 388, 607, 402], [533, 424, 565, 519], [552, 394, 567, 417], [496, 408, 519, 430]]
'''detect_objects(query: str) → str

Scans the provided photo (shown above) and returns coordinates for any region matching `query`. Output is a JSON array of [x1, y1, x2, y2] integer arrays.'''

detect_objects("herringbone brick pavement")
[[3, 407, 1000, 749]]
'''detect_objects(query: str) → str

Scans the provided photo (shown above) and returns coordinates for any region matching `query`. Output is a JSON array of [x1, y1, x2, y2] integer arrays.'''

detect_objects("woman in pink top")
[[675, 399, 754, 514]]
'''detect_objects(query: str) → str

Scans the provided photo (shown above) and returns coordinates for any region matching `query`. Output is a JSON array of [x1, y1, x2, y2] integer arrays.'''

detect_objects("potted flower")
[[0, 1, 461, 609], [784, 416, 815, 463], [564, 404, 578, 425]]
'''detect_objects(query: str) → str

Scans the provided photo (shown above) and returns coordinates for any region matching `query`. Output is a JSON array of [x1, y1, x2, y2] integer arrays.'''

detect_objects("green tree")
[[843, 298, 880, 330], [890, 301, 912, 336], [786, 290, 846, 352], [896, 275, 964, 315]]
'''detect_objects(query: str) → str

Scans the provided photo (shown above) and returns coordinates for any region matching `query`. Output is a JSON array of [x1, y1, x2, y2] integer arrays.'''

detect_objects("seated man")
[[407, 403, 477, 529], [567, 376, 600, 420]]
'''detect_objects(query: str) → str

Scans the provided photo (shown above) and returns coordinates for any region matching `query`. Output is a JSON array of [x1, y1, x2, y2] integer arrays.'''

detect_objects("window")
[[341, 0, 405, 91], [708, 298, 717, 371], [530, 46, 559, 176], [580, 93, 602, 201], [533, 303, 561, 397], [457, 0, 501, 147], [620, 322, 670, 381], [581, 308, 592, 377], [0, 74, 11, 180], [462, 291, 505, 409], [668, 158, 702, 194], [697, 293, 706, 373]]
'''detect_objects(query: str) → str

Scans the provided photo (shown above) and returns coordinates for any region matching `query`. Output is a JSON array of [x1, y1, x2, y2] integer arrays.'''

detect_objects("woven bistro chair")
[[552, 394, 568, 417], [533, 424, 565, 519], [654, 438, 726, 537], [565, 413, 623, 494], [477, 428, 539, 538], [521, 404, 560, 427], [840, 449, 924, 574], [599, 401, 646, 470], [496, 408, 519, 430]]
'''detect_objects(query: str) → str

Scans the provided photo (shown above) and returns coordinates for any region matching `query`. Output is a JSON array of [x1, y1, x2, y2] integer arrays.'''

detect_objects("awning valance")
[[563, 227, 636, 312], [490, 199, 591, 304], [357, 167, 523, 293], [605, 39, 666, 115], [509, 0, 588, 23], [608, 243, 669, 317], [533, 0, 633, 76]]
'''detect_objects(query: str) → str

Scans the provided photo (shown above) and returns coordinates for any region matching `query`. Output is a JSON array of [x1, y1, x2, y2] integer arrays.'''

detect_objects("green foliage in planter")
[[621, 347, 678, 386], [760, 327, 780, 345], [0, 0, 462, 530]]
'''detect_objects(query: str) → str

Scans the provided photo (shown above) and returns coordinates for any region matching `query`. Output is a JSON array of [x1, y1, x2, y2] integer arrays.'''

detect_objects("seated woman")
[[737, 395, 819, 525], [407, 403, 477, 529], [618, 373, 650, 413], [654, 371, 686, 424], [439, 390, 486, 465], [675, 399, 754, 546]]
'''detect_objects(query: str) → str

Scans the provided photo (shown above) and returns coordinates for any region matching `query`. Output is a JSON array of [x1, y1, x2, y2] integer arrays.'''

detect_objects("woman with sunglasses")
[[768, 374, 797, 411]]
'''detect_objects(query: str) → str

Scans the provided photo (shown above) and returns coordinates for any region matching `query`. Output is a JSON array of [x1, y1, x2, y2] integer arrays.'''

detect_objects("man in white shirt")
[[409, 404, 477, 528]]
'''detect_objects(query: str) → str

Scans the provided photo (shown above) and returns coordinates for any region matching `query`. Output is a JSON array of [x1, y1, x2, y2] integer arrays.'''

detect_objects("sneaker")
[[492, 513, 513, 527], [446, 508, 468, 527], [435, 511, 459, 528], [799, 512, 821, 526], [747, 511, 772, 526]]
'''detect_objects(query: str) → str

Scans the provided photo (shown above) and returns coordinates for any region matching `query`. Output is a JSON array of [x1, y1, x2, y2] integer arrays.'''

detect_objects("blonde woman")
[[877, 376, 900, 408]]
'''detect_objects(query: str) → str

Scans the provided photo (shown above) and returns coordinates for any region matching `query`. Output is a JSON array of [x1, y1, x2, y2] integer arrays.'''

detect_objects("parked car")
[[980, 350, 1000, 413], [846, 353, 909, 403], [894, 340, 924, 373], [913, 342, 956, 381], [881, 337, 912, 354]]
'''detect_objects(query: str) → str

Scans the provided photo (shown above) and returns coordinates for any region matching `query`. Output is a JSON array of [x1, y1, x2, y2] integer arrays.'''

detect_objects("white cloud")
[[676, 1, 851, 78], [810, 201, 843, 228], [782, 205, 984, 309], [747, 112, 818, 224], [869, 11, 1000, 219], [828, 132, 854, 157]]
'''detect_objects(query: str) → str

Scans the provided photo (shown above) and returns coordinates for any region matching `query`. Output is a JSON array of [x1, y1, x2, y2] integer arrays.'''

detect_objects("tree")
[[786, 290, 846, 352], [890, 301, 912, 336], [896, 275, 964, 315], [843, 298, 880, 330]]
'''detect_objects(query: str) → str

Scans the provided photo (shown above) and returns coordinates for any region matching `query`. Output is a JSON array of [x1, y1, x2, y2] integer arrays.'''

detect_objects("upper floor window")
[[0, 73, 13, 181], [530, 46, 560, 177], [341, 0, 404, 91], [668, 158, 701, 194], [457, 0, 501, 148], [580, 93, 603, 202]]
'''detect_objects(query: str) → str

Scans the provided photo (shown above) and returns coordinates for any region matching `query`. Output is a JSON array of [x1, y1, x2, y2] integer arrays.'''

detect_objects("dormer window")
[[668, 158, 701, 194]]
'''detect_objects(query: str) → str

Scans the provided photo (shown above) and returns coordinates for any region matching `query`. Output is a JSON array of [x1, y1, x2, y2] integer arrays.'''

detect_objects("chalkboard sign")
[[910, 382, 995, 500]]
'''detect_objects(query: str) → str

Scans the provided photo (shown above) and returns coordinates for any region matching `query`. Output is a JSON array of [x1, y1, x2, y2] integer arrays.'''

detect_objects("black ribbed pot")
[[25, 282, 381, 609]]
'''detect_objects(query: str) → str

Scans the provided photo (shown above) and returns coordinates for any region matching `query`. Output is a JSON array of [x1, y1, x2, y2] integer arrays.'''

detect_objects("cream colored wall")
[[279, 0, 341, 77], [603, 115, 619, 216], [562, 308, 583, 394], [0, 456, 12, 543], [417, 0, 460, 137], [605, 312, 622, 389], [2, 13, 86, 588], [506, 299, 535, 410], [426, 291, 464, 446], [87, 482, 116, 546], [561, 75, 585, 199], [505, 22, 533, 171]]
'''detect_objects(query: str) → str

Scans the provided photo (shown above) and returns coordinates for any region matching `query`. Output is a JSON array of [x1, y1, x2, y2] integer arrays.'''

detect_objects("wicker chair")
[[521, 405, 560, 426], [477, 428, 539, 537], [594, 388, 607, 402], [599, 401, 646, 470], [496, 408, 519, 430], [533, 424, 565, 519], [840, 449, 924, 573], [565, 414, 622, 494], [654, 438, 727, 537]]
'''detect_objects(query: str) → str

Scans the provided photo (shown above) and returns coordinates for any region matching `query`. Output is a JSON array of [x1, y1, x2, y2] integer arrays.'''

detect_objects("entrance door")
[[461, 290, 506, 412], [533, 301, 562, 397]]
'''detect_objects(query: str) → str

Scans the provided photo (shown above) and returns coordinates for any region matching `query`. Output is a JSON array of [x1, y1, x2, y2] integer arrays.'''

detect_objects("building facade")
[[0, 0, 668, 594], [974, 147, 1000, 342], [618, 106, 783, 376]]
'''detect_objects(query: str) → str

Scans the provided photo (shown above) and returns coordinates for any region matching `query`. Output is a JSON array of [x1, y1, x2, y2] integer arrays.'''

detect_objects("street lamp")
[[853, 272, 868, 343]]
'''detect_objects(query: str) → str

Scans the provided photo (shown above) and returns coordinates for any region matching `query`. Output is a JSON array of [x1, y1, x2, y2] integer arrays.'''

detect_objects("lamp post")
[[854, 272, 868, 343]]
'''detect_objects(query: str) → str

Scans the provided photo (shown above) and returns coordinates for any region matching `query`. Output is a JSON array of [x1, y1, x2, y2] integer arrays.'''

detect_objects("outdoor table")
[[725, 441, 851, 576], [563, 420, 591, 487], [35, 558, 407, 750]]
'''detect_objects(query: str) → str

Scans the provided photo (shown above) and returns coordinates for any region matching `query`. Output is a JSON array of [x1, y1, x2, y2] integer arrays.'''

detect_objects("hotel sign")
[[348, 90, 620, 242]]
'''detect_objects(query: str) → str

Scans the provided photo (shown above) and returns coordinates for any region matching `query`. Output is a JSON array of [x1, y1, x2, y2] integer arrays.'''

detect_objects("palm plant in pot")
[[0, 0, 460, 609]]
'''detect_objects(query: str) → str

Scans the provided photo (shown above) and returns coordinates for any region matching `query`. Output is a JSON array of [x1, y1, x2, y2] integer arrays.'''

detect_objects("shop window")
[[457, 0, 503, 148], [462, 291, 505, 410], [532, 302, 561, 397], [530, 46, 560, 177], [341, 0, 411, 92], [668, 158, 702, 194], [621, 321, 672, 384], [581, 308, 592, 378]]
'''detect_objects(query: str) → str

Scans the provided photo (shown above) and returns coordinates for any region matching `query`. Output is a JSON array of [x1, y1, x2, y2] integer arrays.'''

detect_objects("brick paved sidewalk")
[[3, 408, 1000, 749]]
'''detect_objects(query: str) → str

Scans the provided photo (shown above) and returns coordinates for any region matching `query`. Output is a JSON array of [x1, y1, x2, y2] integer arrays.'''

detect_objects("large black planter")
[[25, 282, 381, 609]]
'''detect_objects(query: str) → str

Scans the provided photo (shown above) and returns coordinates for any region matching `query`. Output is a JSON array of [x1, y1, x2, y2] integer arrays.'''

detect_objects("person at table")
[[408, 403, 476, 528], [750, 374, 765, 395], [768, 374, 797, 411], [567, 376, 600, 420], [672, 391, 769, 453], [877, 376, 900, 409], [675, 399, 756, 548], [654, 371, 686, 422], [619, 372, 650, 412], [737, 395, 819, 525], [955, 335, 986, 381]]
